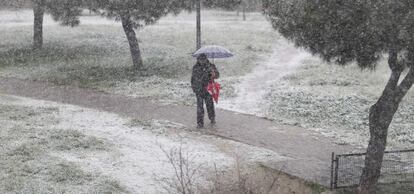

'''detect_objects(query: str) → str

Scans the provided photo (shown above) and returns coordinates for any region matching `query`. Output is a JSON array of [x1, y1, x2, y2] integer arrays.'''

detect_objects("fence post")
[[334, 155, 339, 189], [330, 152, 335, 189]]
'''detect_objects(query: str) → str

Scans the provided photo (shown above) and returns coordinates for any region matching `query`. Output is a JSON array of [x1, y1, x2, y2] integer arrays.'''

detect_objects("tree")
[[203, 0, 241, 10], [32, 0, 45, 50], [244, 0, 262, 12], [204, 0, 243, 19], [241, 0, 246, 21], [185, 0, 246, 49], [0, 0, 83, 50], [0, 0, 31, 9], [35, 0, 83, 49], [204, 0, 261, 21], [263, 0, 414, 193], [88, 0, 189, 70], [240, 0, 262, 20]]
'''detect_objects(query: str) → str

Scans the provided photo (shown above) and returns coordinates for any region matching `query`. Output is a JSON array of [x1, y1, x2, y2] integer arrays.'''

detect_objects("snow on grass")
[[202, 20, 414, 149], [0, 94, 289, 193], [107, 76, 195, 106], [261, 59, 414, 149], [0, 10, 121, 27], [0, 10, 276, 105], [217, 37, 314, 115], [0, 97, 127, 194], [53, 105, 234, 193], [0, 10, 57, 27]]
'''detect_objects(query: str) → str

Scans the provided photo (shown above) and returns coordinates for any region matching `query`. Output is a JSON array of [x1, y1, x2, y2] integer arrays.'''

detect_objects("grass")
[[2, 9, 414, 191], [264, 59, 414, 148], [337, 181, 414, 194], [160, 144, 327, 194], [0, 97, 128, 194], [4, 10, 412, 148], [2, 94, 298, 193], [0, 10, 277, 105]]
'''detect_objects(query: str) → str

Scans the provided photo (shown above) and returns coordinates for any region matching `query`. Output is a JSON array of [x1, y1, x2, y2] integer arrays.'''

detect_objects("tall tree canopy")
[[87, 0, 190, 70], [263, 0, 414, 193]]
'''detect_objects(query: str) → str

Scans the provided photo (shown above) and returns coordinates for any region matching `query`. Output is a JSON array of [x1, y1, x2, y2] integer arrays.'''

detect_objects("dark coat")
[[191, 62, 220, 95]]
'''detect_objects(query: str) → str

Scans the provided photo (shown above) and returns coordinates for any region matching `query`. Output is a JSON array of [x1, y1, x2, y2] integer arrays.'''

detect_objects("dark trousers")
[[196, 93, 215, 126]]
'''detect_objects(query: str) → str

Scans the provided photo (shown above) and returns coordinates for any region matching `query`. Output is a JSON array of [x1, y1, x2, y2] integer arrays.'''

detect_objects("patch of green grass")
[[126, 118, 152, 128], [49, 129, 107, 151], [6, 143, 43, 162], [90, 179, 128, 194], [47, 163, 94, 184]]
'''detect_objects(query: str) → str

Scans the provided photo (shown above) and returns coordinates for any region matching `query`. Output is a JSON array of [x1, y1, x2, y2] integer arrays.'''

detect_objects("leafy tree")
[[0, 0, 83, 50], [203, 0, 242, 10], [203, 0, 261, 21], [263, 0, 414, 193], [0, 0, 31, 9], [244, 0, 262, 12], [203, 0, 245, 20], [35, 0, 83, 49], [88, 0, 190, 70], [238, 0, 263, 21]]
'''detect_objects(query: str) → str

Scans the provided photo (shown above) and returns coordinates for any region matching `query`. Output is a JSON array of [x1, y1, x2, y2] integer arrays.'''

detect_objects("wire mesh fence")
[[331, 149, 414, 189]]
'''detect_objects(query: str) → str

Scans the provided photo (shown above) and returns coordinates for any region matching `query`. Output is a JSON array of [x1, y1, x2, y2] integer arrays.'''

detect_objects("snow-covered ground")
[[0, 9, 275, 106], [1, 8, 413, 158], [0, 94, 289, 193], [218, 38, 314, 115], [0, 10, 119, 27], [219, 40, 414, 149]]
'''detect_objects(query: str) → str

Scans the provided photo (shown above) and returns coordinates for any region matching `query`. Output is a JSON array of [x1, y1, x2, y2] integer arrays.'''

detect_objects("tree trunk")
[[33, 0, 44, 50], [196, 0, 201, 50], [242, 4, 246, 21], [358, 93, 399, 193], [358, 50, 414, 193], [120, 15, 143, 70]]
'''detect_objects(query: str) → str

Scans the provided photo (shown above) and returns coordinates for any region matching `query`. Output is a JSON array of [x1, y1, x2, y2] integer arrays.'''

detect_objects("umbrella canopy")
[[192, 45, 234, 59]]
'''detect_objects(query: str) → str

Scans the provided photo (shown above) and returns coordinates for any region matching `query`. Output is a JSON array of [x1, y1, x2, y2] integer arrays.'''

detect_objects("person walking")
[[191, 53, 220, 128]]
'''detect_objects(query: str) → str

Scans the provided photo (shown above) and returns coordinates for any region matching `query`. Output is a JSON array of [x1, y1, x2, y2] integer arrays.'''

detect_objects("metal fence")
[[330, 149, 414, 189]]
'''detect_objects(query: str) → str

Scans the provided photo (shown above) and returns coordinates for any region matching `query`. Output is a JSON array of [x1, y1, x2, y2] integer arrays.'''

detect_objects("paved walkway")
[[0, 77, 359, 187]]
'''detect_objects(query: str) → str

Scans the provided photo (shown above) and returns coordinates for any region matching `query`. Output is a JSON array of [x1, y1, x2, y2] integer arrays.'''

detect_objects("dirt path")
[[0, 76, 359, 187]]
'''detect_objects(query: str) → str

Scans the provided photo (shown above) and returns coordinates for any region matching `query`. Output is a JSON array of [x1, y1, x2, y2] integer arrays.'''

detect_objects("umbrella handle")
[[211, 68, 216, 82]]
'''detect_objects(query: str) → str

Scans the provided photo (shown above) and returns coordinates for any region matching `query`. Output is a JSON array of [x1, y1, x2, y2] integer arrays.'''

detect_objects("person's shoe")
[[196, 124, 204, 129], [210, 119, 216, 125]]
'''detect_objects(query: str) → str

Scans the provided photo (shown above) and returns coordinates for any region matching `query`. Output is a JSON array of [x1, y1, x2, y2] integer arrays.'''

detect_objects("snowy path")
[[0, 77, 360, 187], [218, 38, 313, 115]]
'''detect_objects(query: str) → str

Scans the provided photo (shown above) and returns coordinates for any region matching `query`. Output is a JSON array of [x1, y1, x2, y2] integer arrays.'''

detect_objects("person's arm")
[[211, 64, 220, 79]]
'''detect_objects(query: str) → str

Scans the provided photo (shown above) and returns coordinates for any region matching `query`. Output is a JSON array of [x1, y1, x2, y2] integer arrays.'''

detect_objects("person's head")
[[197, 54, 209, 65]]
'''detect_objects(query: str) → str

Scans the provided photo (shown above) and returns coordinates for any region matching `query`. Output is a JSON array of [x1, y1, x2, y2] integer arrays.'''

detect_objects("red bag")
[[207, 81, 220, 103]]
